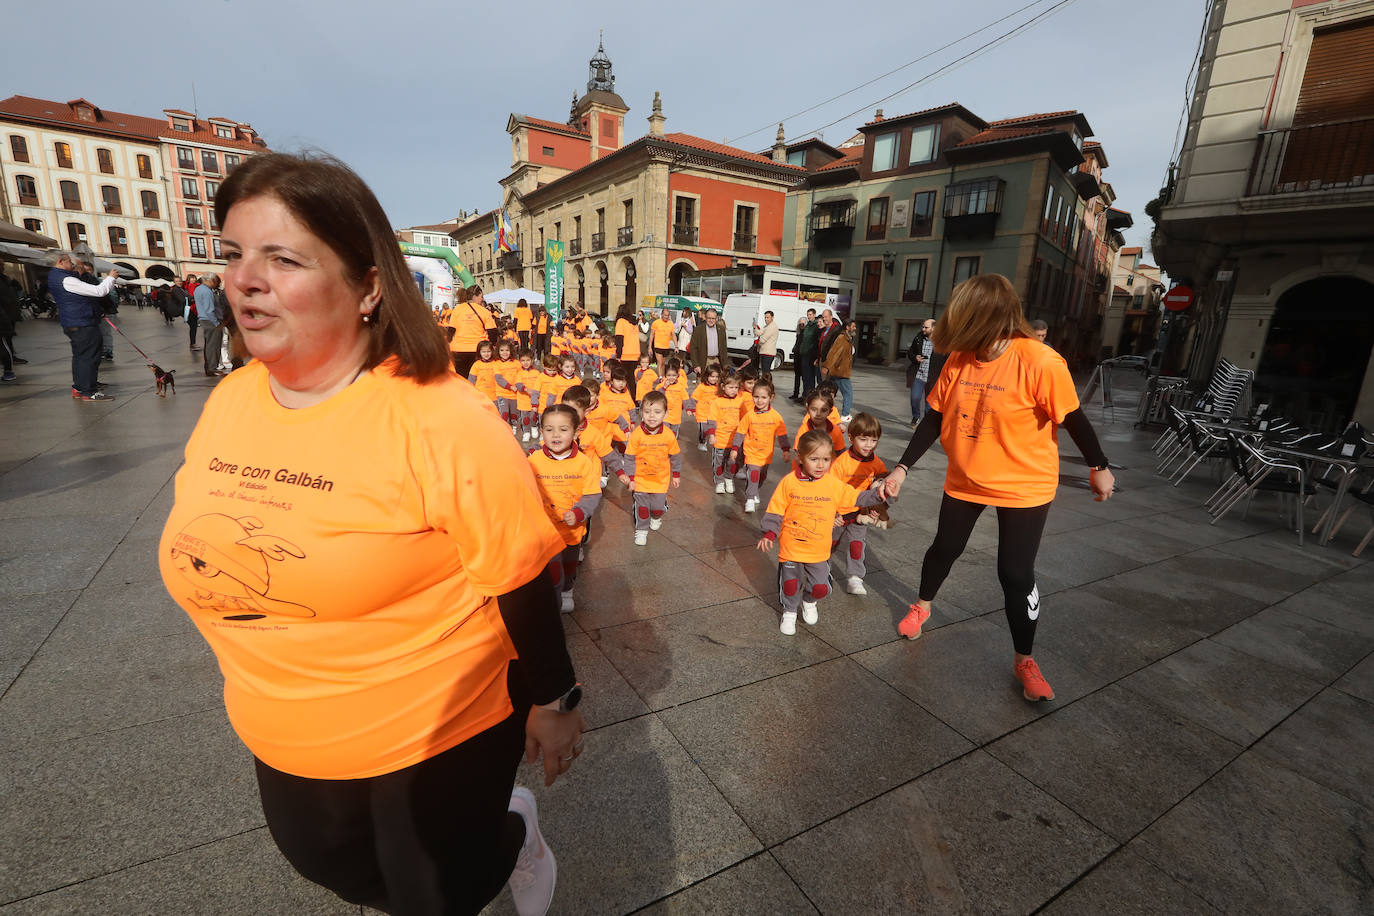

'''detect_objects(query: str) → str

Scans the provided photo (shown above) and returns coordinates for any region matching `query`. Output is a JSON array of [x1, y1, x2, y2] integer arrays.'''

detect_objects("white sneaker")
[[600, 476, 608, 488], [697, 442, 708, 451], [634, 530, 648, 546], [801, 600, 819, 625], [715, 481, 727, 494], [649, 516, 663, 531], [780, 611, 797, 635], [725, 478, 735, 494], [846, 576, 867, 596], [744, 498, 756, 512], [522, 431, 531, 442], [560, 590, 574, 613], [841, 415, 852, 423], [507, 787, 556, 916]]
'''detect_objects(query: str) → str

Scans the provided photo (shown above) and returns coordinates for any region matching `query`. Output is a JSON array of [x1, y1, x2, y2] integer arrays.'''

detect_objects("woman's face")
[[221, 196, 375, 384]]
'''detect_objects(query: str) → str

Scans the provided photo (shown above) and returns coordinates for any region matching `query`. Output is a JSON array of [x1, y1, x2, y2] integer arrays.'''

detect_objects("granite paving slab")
[[1336, 653, 1374, 704], [1267, 575, 1374, 638], [562, 631, 650, 730], [1212, 605, 1374, 681], [799, 564, 977, 655], [570, 555, 750, 629], [1039, 848, 1221, 915], [0, 589, 80, 697], [0, 514, 134, 599], [1032, 587, 1208, 683], [1251, 687, 1374, 810], [636, 853, 818, 916], [659, 657, 971, 846], [773, 751, 1115, 915]]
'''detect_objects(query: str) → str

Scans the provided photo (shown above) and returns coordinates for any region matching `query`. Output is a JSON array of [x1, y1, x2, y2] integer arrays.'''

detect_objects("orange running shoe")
[[1015, 658, 1055, 701], [897, 603, 931, 639]]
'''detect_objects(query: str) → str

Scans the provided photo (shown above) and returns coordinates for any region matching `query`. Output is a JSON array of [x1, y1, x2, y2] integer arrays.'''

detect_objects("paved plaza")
[[1, 310, 1372, 915]]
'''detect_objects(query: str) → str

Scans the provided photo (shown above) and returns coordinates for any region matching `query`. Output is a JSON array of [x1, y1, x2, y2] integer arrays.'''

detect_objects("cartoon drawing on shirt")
[[168, 513, 315, 621], [957, 389, 995, 440]]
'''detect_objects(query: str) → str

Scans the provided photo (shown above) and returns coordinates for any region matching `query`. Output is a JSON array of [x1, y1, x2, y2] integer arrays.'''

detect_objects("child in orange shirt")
[[729, 379, 790, 513], [466, 339, 498, 402], [634, 355, 659, 413], [795, 390, 847, 455], [655, 360, 689, 437], [828, 412, 888, 596], [757, 429, 885, 635], [691, 364, 721, 452], [492, 339, 519, 431], [512, 348, 544, 442], [529, 404, 603, 613], [619, 390, 682, 546], [599, 334, 617, 379], [704, 371, 745, 493], [818, 381, 845, 429], [598, 364, 637, 428], [541, 355, 581, 410], [563, 383, 623, 487]]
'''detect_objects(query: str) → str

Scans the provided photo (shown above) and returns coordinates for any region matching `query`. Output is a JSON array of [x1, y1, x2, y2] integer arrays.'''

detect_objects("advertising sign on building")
[[544, 239, 565, 322]]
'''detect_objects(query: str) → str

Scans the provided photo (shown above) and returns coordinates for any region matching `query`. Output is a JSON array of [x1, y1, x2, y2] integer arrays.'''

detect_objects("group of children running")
[[462, 331, 904, 636]]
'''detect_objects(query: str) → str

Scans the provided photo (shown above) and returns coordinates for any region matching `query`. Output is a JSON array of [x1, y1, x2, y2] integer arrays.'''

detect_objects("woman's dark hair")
[[615, 302, 637, 323], [214, 152, 449, 381]]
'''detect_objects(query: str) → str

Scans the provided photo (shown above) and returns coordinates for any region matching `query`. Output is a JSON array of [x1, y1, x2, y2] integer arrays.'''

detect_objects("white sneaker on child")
[[715, 481, 726, 494], [725, 478, 735, 493], [744, 498, 756, 512], [697, 442, 708, 452], [801, 600, 819, 625], [507, 787, 557, 916], [846, 576, 867, 596], [522, 431, 531, 442], [634, 530, 648, 546], [600, 476, 608, 488], [649, 516, 662, 531], [560, 590, 575, 613], [779, 611, 797, 635]]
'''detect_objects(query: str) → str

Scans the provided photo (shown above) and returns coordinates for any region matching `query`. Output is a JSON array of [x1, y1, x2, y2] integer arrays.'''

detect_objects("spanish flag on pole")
[[494, 210, 518, 254]]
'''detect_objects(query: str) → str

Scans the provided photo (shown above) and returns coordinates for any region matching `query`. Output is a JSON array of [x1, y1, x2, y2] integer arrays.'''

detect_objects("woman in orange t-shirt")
[[882, 274, 1115, 704], [158, 153, 580, 916], [612, 302, 641, 364]]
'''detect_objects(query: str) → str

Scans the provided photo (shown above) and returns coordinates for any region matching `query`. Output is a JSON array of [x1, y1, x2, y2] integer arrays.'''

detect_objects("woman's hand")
[[1089, 467, 1115, 501], [525, 705, 585, 787], [883, 466, 908, 500]]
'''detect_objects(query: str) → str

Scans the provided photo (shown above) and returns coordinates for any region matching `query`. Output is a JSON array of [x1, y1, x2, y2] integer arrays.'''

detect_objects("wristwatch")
[[548, 683, 583, 713], [1091, 464, 1110, 472]]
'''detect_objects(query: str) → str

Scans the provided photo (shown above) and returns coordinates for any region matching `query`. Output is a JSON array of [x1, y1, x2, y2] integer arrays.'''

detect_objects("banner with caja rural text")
[[544, 240, 565, 322]]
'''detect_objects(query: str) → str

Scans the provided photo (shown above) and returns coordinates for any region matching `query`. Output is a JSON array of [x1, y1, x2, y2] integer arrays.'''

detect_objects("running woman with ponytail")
[[882, 274, 1114, 702]]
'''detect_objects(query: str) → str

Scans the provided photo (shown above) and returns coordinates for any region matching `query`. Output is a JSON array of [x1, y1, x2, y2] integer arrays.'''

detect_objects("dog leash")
[[102, 315, 158, 368]]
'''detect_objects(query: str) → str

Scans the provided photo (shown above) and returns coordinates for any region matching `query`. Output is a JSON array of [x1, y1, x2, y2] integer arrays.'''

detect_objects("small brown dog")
[[151, 364, 175, 397]]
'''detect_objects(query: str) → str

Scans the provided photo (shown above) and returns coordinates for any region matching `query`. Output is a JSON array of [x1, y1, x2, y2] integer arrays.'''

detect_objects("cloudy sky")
[[12, 0, 1208, 260]]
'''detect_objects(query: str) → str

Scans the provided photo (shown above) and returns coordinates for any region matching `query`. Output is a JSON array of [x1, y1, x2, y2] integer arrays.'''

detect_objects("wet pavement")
[[2, 309, 1371, 914]]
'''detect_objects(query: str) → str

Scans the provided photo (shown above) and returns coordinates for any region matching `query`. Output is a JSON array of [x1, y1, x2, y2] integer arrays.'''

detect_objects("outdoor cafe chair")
[[1162, 416, 1229, 486], [1209, 434, 1316, 545]]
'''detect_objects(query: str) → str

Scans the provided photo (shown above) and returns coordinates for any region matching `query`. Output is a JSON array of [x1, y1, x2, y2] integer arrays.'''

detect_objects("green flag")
[[544, 240, 565, 322]]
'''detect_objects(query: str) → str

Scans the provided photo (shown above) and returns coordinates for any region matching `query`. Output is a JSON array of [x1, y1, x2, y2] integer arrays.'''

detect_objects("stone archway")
[[575, 265, 585, 309], [595, 260, 609, 316], [1256, 274, 1374, 430], [623, 257, 637, 310], [667, 259, 696, 295], [146, 264, 175, 281]]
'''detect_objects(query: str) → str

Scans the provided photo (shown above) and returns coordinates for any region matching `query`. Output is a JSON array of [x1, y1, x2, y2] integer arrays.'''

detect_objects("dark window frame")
[[96, 147, 115, 174], [54, 141, 73, 168], [9, 135, 29, 162], [910, 190, 936, 237], [15, 173, 39, 205], [136, 153, 153, 179], [901, 258, 929, 302], [59, 179, 81, 210], [866, 196, 889, 240], [101, 184, 121, 214], [860, 259, 883, 302]]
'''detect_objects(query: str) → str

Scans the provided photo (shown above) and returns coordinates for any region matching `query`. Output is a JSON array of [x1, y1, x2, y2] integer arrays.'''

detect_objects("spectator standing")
[[907, 318, 935, 426], [650, 308, 675, 373], [756, 311, 779, 374], [48, 252, 119, 400], [687, 307, 728, 375], [197, 275, 226, 377], [513, 299, 533, 350], [823, 319, 855, 421], [791, 308, 820, 401], [0, 277, 23, 378], [1030, 319, 1049, 343], [534, 305, 550, 359], [673, 309, 695, 355], [185, 274, 202, 352]]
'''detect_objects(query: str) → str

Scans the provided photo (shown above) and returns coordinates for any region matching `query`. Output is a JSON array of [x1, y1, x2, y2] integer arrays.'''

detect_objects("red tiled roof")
[[517, 114, 590, 137], [1120, 246, 1142, 254], [661, 132, 806, 170], [0, 95, 267, 151], [815, 148, 863, 172], [406, 222, 462, 233], [1114, 285, 1130, 295], [955, 126, 1059, 148], [865, 102, 972, 126], [988, 110, 1077, 127], [163, 108, 196, 117], [158, 119, 267, 152]]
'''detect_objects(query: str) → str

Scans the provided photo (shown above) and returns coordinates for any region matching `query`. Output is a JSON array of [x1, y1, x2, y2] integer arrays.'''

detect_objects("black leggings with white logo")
[[918, 493, 1052, 655]]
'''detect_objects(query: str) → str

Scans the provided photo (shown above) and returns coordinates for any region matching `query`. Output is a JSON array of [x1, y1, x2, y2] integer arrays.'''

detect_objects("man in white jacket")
[[756, 311, 779, 373]]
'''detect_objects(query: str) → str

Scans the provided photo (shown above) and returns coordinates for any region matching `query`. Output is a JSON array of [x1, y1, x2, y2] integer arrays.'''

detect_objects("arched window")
[[101, 185, 121, 214], [140, 190, 159, 217], [108, 226, 128, 254], [136, 154, 152, 179], [54, 141, 73, 168], [66, 222, 87, 248], [9, 135, 29, 162], [59, 180, 81, 210], [96, 148, 115, 174], [146, 229, 165, 254], [14, 174, 38, 205]]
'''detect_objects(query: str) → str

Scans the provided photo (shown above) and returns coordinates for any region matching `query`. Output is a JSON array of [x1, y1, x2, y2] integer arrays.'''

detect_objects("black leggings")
[[255, 697, 528, 915], [919, 493, 1051, 656]]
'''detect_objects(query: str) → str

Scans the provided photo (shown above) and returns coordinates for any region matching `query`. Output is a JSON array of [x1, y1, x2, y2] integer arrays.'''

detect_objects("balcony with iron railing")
[[807, 200, 856, 249], [733, 233, 756, 253], [569, 237, 582, 256], [500, 251, 523, 271], [1246, 116, 1374, 199], [590, 232, 605, 252], [672, 224, 698, 246], [617, 226, 634, 247]]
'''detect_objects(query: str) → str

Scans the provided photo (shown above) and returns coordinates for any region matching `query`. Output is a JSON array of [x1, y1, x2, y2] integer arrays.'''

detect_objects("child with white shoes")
[[757, 430, 886, 635], [703, 370, 744, 494], [828, 412, 888, 596], [619, 390, 681, 545], [728, 378, 789, 513], [528, 405, 603, 613]]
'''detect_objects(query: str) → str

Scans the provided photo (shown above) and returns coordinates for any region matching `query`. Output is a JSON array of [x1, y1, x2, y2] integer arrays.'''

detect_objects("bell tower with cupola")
[[572, 35, 629, 161]]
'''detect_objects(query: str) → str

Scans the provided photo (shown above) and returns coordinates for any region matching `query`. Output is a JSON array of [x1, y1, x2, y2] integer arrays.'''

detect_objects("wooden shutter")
[[1293, 20, 1374, 125]]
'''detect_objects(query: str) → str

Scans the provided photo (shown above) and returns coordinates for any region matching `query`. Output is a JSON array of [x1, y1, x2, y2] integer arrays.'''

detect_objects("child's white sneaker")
[[560, 590, 575, 613], [649, 516, 662, 531], [697, 442, 708, 451], [801, 600, 819, 625], [507, 787, 556, 916], [846, 576, 867, 596], [634, 530, 648, 546], [744, 498, 756, 512], [522, 431, 531, 442], [725, 478, 735, 493], [600, 476, 608, 488], [715, 480, 726, 494], [779, 611, 797, 635]]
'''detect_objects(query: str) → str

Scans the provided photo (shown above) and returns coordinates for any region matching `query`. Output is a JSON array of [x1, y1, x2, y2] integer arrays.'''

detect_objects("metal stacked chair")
[[1208, 432, 1317, 544]]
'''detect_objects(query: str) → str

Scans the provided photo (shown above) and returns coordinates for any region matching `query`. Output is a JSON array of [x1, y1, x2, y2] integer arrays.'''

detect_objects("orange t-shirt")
[[529, 446, 602, 546], [659, 378, 688, 425], [540, 371, 580, 409], [450, 302, 494, 353], [692, 381, 717, 418], [513, 306, 533, 333], [795, 417, 846, 455], [158, 360, 563, 779], [586, 400, 629, 436], [735, 407, 789, 466], [536, 313, 549, 334], [651, 319, 675, 350], [830, 448, 887, 492], [636, 367, 659, 399], [625, 423, 681, 493], [467, 357, 499, 400], [763, 470, 865, 563], [829, 407, 843, 427], [493, 358, 519, 399], [600, 341, 617, 362], [599, 386, 636, 424], [614, 318, 641, 361], [709, 393, 745, 448], [514, 366, 543, 411], [551, 334, 567, 356], [579, 421, 621, 462], [927, 337, 1079, 508]]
